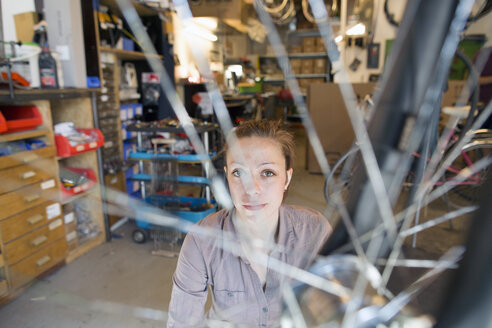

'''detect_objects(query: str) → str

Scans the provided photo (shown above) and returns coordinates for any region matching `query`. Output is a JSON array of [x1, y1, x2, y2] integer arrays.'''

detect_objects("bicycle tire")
[[258, 0, 288, 15], [445, 141, 492, 205], [324, 145, 361, 206]]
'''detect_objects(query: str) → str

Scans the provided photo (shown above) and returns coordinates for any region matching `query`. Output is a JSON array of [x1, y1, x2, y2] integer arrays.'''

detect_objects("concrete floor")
[[0, 125, 472, 327]]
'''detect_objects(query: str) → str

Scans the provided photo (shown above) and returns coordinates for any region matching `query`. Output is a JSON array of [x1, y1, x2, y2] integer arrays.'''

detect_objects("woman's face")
[[225, 136, 293, 221]]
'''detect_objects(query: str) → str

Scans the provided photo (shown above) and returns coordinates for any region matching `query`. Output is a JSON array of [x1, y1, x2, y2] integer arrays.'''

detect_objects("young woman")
[[167, 119, 332, 327]]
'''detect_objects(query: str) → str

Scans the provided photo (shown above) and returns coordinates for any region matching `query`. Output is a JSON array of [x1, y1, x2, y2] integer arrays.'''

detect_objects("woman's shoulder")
[[182, 209, 232, 256], [281, 204, 332, 234], [281, 204, 325, 221], [186, 208, 231, 241], [195, 208, 230, 228]]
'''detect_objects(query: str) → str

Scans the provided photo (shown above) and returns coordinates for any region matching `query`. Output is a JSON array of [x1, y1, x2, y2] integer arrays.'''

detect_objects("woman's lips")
[[243, 203, 266, 211]]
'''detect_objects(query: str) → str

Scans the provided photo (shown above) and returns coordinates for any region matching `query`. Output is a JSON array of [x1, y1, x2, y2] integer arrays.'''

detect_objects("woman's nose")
[[243, 175, 261, 195]]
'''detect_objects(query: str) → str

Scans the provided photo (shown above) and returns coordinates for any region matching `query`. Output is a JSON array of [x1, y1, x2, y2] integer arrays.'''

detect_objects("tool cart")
[[126, 120, 221, 252]]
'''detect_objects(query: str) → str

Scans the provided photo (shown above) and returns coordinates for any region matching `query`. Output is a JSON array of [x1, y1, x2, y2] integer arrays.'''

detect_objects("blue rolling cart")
[[126, 123, 220, 245]]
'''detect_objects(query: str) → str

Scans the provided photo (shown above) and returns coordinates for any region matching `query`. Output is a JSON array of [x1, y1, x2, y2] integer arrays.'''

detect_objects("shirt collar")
[[222, 205, 296, 261]]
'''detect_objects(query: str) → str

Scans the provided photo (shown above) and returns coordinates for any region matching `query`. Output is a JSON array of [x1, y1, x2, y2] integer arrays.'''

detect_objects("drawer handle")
[[22, 154, 38, 163], [32, 235, 48, 247], [20, 171, 37, 179], [24, 194, 41, 203], [36, 256, 51, 267], [27, 214, 44, 225]]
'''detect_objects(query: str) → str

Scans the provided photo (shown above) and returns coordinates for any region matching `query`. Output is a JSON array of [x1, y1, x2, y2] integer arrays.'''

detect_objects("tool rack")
[[126, 122, 220, 244]]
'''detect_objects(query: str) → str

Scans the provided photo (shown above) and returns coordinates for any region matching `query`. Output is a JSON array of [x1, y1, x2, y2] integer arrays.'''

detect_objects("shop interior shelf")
[[0, 128, 50, 143], [128, 151, 217, 163], [55, 128, 104, 158], [60, 167, 97, 201], [135, 195, 217, 226], [0, 105, 43, 134], [129, 173, 211, 186]]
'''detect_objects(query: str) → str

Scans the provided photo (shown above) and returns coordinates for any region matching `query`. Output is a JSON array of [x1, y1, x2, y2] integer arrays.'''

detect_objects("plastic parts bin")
[[0, 105, 43, 134], [55, 128, 104, 157], [60, 167, 97, 200]]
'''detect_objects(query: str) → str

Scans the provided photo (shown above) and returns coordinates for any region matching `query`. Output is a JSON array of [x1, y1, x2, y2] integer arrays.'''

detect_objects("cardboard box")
[[289, 45, 303, 53], [303, 45, 316, 53], [301, 59, 314, 74], [190, 0, 243, 19], [442, 80, 465, 107], [302, 37, 316, 50], [290, 59, 302, 75], [313, 58, 327, 74], [306, 82, 377, 173], [14, 12, 38, 43], [310, 78, 325, 85], [298, 78, 309, 94]]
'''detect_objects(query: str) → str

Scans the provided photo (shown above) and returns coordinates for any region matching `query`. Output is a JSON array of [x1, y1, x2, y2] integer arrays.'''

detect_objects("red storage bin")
[[60, 167, 97, 200], [55, 128, 104, 157], [0, 105, 43, 134]]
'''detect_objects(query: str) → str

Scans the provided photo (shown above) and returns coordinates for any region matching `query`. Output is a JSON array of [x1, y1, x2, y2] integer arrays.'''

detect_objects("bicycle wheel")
[[445, 141, 492, 207], [324, 145, 361, 206], [114, 0, 492, 326]]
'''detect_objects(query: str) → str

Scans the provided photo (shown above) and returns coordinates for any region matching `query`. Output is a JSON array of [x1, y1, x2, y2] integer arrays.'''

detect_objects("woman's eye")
[[232, 169, 242, 177], [262, 170, 275, 177]]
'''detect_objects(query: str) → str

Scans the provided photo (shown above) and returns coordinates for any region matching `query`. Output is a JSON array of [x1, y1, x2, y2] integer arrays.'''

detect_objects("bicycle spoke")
[[375, 258, 458, 269], [116, 0, 233, 209], [254, 0, 331, 178], [283, 284, 308, 328], [401, 206, 477, 238], [309, 0, 398, 240], [91, 0, 492, 326], [379, 246, 465, 322], [334, 155, 492, 257], [421, 100, 492, 201], [376, 0, 480, 291]]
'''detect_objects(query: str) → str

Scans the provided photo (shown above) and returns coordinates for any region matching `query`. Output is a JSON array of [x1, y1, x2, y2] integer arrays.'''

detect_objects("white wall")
[[173, 13, 218, 81], [339, 0, 492, 83], [465, 10, 492, 47], [340, 0, 404, 82], [1, 0, 35, 41]]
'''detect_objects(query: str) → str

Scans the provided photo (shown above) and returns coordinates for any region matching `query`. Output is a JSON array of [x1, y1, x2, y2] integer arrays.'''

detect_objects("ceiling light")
[[193, 17, 218, 30], [184, 24, 218, 42], [346, 23, 366, 36]]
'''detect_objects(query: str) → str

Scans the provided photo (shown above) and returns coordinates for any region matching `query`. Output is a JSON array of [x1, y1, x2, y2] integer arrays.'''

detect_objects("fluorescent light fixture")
[[193, 17, 218, 30], [346, 23, 366, 36], [334, 35, 343, 43], [184, 24, 218, 42]]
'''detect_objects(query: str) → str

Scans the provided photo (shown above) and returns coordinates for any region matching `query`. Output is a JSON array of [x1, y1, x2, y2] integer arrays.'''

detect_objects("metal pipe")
[[0, 2, 5, 59]]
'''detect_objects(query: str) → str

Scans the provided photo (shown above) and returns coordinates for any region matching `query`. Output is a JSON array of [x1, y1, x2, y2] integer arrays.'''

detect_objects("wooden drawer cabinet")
[[0, 158, 57, 195], [0, 92, 107, 303], [0, 201, 61, 243], [0, 146, 56, 171], [9, 238, 67, 289], [0, 179, 58, 220], [0, 280, 7, 297], [4, 218, 64, 265]]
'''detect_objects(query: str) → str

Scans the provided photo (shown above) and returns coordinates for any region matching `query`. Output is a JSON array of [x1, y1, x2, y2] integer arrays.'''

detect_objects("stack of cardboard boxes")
[[289, 36, 329, 94]]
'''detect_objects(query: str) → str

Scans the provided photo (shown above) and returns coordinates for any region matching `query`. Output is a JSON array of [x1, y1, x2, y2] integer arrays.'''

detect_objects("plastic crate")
[[0, 105, 43, 134], [55, 128, 104, 157], [136, 195, 217, 228], [60, 167, 97, 200], [238, 79, 263, 94]]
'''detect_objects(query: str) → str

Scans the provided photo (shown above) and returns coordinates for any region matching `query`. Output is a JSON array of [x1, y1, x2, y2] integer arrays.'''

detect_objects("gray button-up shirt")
[[167, 204, 332, 327]]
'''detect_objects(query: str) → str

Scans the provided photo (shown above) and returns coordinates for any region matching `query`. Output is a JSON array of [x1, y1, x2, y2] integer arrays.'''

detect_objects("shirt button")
[[262, 307, 268, 313], [261, 324, 266, 327], [227, 292, 233, 297]]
